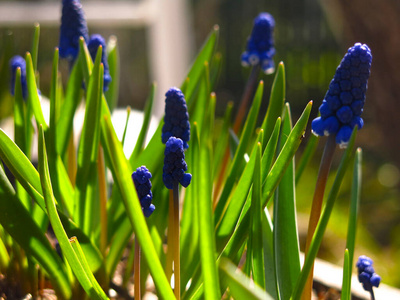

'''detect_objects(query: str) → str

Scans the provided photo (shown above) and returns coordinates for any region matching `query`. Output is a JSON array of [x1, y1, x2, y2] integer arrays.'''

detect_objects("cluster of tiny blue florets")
[[162, 87, 190, 149], [311, 43, 372, 148], [9, 55, 27, 100], [241, 12, 276, 74], [59, 0, 89, 63], [132, 166, 155, 217], [163, 137, 192, 190], [88, 34, 112, 91], [356, 255, 381, 293]]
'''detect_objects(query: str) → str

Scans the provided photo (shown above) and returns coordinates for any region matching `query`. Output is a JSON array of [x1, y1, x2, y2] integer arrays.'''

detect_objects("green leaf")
[[0, 165, 71, 299], [38, 126, 107, 300], [101, 116, 175, 299], [74, 47, 104, 233], [290, 128, 358, 300], [214, 102, 311, 285], [219, 258, 273, 300], [48, 48, 59, 159], [261, 101, 312, 205], [13, 68, 27, 153], [341, 249, 351, 300], [131, 83, 156, 160], [56, 52, 84, 157], [212, 101, 233, 178], [215, 128, 265, 246], [183, 26, 219, 104], [249, 143, 265, 289], [25, 52, 48, 130], [31, 23, 40, 72], [261, 62, 285, 147], [343, 148, 362, 296], [70, 237, 109, 299], [105, 35, 120, 112], [262, 210, 279, 299], [214, 80, 264, 227], [295, 133, 319, 184], [0, 129, 103, 273], [13, 67, 32, 212], [273, 104, 300, 300], [194, 123, 221, 299]]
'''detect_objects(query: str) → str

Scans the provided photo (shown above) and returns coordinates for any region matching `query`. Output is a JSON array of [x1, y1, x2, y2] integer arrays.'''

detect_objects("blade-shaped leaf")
[[194, 123, 221, 299], [74, 48, 104, 233], [295, 133, 319, 184], [291, 129, 357, 300], [0, 129, 103, 273], [105, 35, 120, 112], [219, 258, 273, 300], [343, 147, 362, 298], [38, 126, 108, 300], [273, 104, 300, 299], [184, 26, 218, 104], [101, 116, 175, 299], [341, 249, 351, 300], [214, 80, 264, 227], [25, 52, 48, 130], [0, 165, 71, 299], [249, 143, 265, 289], [131, 82, 156, 160], [261, 61, 285, 147]]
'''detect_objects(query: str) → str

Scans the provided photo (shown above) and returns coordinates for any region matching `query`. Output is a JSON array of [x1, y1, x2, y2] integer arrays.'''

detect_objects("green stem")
[[302, 134, 336, 300], [173, 183, 180, 300]]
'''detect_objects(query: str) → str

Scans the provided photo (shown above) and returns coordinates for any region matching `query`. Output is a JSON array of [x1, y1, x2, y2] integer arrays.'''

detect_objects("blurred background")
[[0, 0, 399, 289]]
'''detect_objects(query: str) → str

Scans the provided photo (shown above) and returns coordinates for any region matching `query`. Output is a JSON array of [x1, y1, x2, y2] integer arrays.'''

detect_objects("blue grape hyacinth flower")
[[132, 166, 155, 217], [88, 34, 112, 91], [163, 137, 192, 190], [9, 55, 27, 100], [59, 0, 89, 63], [311, 43, 372, 148], [241, 12, 276, 74], [162, 87, 190, 149], [356, 255, 381, 295]]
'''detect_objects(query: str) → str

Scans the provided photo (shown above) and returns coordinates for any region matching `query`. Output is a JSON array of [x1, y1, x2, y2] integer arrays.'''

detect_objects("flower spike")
[[59, 0, 89, 63], [241, 12, 276, 74], [88, 34, 112, 91], [9, 55, 27, 100], [356, 255, 381, 299], [163, 137, 192, 189], [162, 87, 190, 149], [132, 166, 155, 217], [312, 43, 372, 148]]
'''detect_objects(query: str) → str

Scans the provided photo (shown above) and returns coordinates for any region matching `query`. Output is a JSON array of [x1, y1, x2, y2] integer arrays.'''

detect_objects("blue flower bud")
[[356, 255, 381, 293], [132, 166, 155, 217], [88, 34, 112, 91], [163, 137, 192, 189], [311, 43, 372, 148], [9, 55, 27, 100], [162, 88, 190, 149], [59, 0, 89, 63], [241, 13, 275, 74]]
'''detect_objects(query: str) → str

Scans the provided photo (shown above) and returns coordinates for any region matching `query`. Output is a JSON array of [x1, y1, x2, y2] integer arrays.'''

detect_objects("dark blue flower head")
[[88, 34, 112, 91], [356, 255, 381, 293], [59, 0, 89, 63], [9, 55, 27, 100], [132, 166, 155, 217], [163, 137, 192, 189], [311, 43, 372, 148], [162, 87, 190, 149], [241, 12, 276, 74]]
